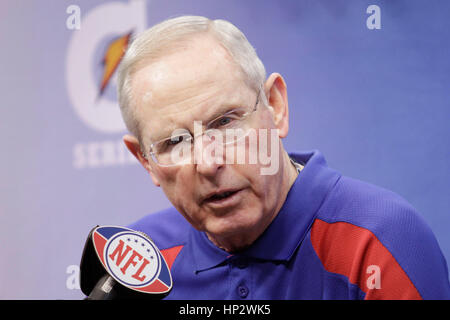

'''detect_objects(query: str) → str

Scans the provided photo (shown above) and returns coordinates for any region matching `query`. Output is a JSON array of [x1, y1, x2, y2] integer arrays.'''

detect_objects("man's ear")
[[123, 134, 161, 187], [264, 73, 289, 138]]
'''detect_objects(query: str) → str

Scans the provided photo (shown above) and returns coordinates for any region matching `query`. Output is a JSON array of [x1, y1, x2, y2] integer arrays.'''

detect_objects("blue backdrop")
[[0, 0, 448, 299]]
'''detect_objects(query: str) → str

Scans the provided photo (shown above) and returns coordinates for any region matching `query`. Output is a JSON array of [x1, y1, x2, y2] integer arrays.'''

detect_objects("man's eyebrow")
[[153, 102, 244, 142], [205, 103, 240, 123], [150, 123, 179, 143]]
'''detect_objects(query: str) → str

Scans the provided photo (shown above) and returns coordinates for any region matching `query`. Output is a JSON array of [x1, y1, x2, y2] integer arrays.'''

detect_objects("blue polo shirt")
[[128, 150, 450, 299]]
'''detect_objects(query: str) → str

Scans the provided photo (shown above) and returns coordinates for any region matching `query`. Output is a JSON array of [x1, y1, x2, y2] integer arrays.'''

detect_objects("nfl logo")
[[91, 226, 172, 295]]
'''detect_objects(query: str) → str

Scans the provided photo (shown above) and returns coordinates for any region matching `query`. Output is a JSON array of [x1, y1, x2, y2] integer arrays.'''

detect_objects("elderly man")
[[116, 15, 450, 299]]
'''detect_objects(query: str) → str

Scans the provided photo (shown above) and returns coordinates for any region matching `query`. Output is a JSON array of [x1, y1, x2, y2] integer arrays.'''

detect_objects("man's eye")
[[218, 117, 232, 126], [211, 116, 236, 128], [168, 135, 184, 145], [158, 135, 186, 153]]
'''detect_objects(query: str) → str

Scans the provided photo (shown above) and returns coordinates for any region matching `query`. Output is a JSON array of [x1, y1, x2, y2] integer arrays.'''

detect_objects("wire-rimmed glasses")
[[146, 88, 261, 166]]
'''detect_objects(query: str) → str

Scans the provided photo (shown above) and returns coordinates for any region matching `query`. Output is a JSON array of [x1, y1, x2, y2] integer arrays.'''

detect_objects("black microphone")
[[79, 225, 173, 300]]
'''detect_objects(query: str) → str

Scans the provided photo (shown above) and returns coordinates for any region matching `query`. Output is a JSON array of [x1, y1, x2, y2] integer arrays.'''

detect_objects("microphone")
[[79, 225, 173, 299]]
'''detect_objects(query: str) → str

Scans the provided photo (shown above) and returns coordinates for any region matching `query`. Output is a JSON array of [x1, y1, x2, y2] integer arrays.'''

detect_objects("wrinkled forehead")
[[130, 37, 254, 143], [138, 78, 254, 144]]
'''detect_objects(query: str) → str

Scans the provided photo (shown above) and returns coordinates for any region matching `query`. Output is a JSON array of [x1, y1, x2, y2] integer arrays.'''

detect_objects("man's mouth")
[[202, 189, 242, 205], [208, 190, 238, 201]]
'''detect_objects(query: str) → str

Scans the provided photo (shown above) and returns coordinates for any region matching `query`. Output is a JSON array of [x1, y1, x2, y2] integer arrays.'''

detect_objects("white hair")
[[116, 15, 267, 142]]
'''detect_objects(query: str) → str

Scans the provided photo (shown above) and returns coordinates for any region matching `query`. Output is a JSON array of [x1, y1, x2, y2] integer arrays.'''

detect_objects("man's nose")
[[194, 134, 225, 177]]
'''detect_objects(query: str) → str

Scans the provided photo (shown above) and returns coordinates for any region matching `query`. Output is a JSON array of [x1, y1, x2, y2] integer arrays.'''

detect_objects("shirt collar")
[[190, 150, 341, 272]]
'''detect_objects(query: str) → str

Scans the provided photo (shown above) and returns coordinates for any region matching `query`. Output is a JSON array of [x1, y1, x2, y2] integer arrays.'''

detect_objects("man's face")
[[130, 36, 288, 249]]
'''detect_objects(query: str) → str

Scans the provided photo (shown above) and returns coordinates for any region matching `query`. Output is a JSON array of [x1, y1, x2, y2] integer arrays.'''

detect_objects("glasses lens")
[[154, 133, 193, 166], [223, 127, 250, 145]]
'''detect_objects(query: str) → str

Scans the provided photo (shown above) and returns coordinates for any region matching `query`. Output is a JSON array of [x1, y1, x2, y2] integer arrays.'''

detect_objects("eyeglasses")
[[145, 88, 261, 166]]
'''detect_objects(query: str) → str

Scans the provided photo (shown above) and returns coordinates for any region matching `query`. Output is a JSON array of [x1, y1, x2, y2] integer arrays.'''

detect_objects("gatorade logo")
[[65, 0, 147, 133]]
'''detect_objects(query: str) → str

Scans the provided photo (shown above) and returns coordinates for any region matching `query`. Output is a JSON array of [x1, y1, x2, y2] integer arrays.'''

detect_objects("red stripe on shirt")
[[310, 219, 422, 300], [160, 245, 184, 270]]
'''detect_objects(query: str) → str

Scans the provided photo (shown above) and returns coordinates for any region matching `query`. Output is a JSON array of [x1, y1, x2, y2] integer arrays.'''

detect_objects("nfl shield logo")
[[91, 226, 173, 294]]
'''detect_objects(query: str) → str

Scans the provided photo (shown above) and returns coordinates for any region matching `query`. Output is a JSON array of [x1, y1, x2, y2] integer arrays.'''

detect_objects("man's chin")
[[203, 218, 260, 251]]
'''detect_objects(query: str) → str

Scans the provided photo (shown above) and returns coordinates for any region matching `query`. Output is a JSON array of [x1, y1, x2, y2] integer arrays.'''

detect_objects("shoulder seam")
[[314, 174, 342, 221]]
